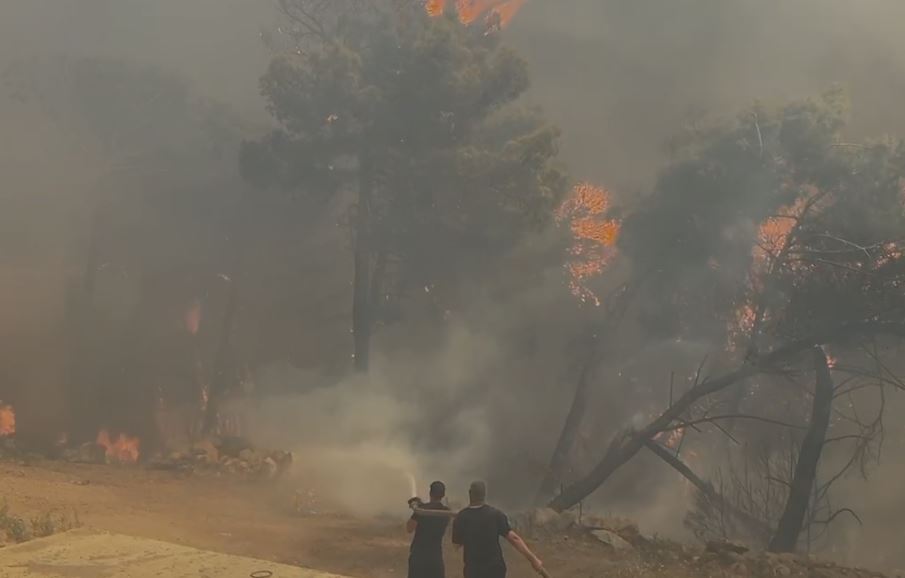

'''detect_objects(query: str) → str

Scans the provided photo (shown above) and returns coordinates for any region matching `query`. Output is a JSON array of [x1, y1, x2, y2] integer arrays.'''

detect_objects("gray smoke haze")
[[246, 323, 499, 517], [2, 0, 905, 569]]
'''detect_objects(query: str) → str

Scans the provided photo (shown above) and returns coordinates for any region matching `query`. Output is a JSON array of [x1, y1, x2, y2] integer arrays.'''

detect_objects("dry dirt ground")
[[0, 460, 614, 578], [1, 460, 893, 578]]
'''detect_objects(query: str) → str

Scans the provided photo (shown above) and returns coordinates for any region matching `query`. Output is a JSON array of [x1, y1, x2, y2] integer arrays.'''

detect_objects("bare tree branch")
[[548, 320, 905, 512], [643, 437, 771, 537], [662, 413, 807, 433]]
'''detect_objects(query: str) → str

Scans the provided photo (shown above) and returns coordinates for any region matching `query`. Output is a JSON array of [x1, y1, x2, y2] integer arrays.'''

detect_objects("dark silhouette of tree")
[[242, 4, 567, 372]]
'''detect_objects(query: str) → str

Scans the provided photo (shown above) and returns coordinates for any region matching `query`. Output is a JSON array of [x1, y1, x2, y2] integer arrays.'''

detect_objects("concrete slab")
[[0, 528, 351, 578]]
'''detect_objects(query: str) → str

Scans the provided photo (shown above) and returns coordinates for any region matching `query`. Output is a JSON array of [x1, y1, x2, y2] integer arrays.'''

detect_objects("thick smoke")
[[2, 0, 905, 569], [245, 323, 498, 516]]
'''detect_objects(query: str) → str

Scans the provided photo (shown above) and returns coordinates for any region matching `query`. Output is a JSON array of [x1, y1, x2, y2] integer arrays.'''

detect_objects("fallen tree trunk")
[[547, 321, 905, 512], [642, 437, 712, 495], [768, 346, 833, 552], [548, 362, 759, 512]]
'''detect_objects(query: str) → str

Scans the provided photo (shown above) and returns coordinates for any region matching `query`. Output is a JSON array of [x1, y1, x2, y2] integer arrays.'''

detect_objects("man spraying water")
[[407, 481, 452, 578]]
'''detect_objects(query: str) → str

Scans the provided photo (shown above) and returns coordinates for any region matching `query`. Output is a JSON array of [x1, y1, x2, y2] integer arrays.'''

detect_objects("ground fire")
[[0, 402, 15, 437], [96, 430, 141, 464]]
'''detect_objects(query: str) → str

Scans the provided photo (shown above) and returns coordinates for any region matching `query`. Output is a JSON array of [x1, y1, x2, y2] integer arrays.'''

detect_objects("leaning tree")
[[546, 90, 905, 553]]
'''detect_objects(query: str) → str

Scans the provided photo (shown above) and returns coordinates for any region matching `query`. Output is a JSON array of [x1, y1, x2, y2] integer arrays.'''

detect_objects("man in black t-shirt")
[[451, 481, 543, 578], [407, 481, 452, 578]]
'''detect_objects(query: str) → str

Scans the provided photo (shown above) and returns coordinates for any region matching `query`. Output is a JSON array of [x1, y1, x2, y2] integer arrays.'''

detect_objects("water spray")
[[406, 471, 417, 499]]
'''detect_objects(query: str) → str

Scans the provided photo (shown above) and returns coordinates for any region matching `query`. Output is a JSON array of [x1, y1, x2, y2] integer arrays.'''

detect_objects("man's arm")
[[505, 530, 544, 573], [406, 517, 417, 534], [451, 512, 463, 550]]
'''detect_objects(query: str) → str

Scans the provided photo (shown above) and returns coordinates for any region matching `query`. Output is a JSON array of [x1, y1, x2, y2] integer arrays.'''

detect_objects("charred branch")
[[644, 437, 771, 540], [547, 320, 905, 512]]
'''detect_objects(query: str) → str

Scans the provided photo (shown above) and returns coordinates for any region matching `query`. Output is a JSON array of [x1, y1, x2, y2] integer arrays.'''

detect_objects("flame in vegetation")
[[0, 403, 15, 436], [729, 189, 823, 347], [426, 0, 527, 27], [752, 195, 811, 278], [555, 183, 621, 306], [425, 0, 446, 16], [96, 430, 140, 463]]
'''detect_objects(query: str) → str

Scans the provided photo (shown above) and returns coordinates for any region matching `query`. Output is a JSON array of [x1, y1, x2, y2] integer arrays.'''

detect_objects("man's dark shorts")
[[408, 557, 445, 578]]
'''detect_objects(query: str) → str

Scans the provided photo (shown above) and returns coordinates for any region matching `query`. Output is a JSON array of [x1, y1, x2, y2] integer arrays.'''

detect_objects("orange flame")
[[426, 0, 527, 27], [730, 189, 823, 347], [753, 198, 805, 275], [0, 403, 15, 436], [556, 182, 621, 305], [184, 299, 202, 336], [425, 0, 446, 16], [752, 188, 823, 279], [96, 430, 140, 463], [654, 427, 685, 450]]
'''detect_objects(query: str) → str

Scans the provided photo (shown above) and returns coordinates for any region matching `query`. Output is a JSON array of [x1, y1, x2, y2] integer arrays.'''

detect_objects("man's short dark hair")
[[429, 480, 446, 499], [468, 480, 486, 503]]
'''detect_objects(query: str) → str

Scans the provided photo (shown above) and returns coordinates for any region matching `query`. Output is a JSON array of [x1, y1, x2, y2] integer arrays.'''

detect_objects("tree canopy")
[[621, 89, 905, 349], [241, 5, 568, 369]]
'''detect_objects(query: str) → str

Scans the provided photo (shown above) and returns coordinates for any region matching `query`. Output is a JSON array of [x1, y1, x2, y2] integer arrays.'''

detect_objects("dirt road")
[[0, 460, 610, 578]]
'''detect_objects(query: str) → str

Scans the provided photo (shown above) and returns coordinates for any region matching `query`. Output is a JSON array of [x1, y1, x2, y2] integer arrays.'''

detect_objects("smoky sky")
[[508, 0, 905, 192], [4, 0, 905, 193]]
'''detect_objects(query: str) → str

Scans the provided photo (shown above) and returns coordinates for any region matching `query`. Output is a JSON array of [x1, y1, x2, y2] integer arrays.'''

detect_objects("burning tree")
[[241, 1, 566, 372], [555, 183, 621, 307], [426, 0, 528, 28], [533, 182, 627, 504], [546, 89, 905, 552], [3, 58, 245, 451]]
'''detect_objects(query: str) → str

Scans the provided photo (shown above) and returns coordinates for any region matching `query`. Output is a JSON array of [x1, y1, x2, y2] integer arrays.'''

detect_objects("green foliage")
[[621, 89, 905, 344], [0, 500, 29, 543], [30, 509, 81, 538], [242, 7, 568, 312], [0, 500, 82, 543]]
